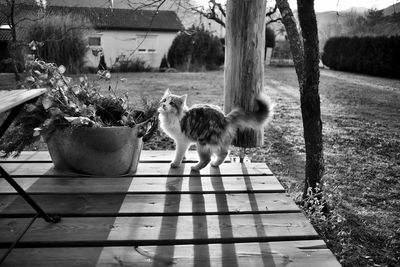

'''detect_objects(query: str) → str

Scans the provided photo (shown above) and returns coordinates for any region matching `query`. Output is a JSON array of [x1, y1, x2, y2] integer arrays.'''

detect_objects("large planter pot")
[[46, 126, 145, 176]]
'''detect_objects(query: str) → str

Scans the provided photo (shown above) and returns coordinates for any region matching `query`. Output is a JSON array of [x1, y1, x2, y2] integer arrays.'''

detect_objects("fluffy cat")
[[158, 89, 272, 171]]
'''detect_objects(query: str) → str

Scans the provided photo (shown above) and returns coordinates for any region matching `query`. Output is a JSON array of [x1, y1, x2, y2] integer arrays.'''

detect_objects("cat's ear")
[[163, 88, 171, 98], [180, 94, 187, 102]]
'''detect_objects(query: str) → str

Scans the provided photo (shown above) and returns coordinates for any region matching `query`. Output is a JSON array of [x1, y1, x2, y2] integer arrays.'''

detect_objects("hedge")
[[167, 26, 224, 71], [28, 14, 88, 74], [321, 36, 400, 79]]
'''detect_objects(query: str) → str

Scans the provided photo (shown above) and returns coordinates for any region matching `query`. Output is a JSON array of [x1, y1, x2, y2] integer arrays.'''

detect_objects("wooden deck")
[[0, 151, 340, 266]]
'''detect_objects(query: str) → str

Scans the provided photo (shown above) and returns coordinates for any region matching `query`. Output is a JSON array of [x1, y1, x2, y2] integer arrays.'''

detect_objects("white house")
[[0, 4, 183, 70], [46, 6, 183, 69]]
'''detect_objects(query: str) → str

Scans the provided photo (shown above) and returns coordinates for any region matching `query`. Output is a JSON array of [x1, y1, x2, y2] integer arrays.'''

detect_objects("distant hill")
[[342, 7, 369, 14], [382, 2, 400, 16], [316, 7, 368, 28]]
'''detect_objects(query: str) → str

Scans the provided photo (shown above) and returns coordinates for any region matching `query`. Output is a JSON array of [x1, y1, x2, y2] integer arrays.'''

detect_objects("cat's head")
[[158, 89, 187, 115]]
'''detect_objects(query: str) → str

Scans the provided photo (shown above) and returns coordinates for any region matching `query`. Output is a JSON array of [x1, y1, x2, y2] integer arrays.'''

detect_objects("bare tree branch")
[[125, 0, 169, 12], [189, 0, 226, 27], [266, 4, 278, 17], [266, 17, 282, 25], [127, 0, 168, 58], [184, 0, 281, 29], [212, 0, 226, 17]]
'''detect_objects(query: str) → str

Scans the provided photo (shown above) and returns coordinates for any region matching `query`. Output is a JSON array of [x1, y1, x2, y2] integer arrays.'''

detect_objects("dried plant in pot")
[[0, 60, 158, 176]]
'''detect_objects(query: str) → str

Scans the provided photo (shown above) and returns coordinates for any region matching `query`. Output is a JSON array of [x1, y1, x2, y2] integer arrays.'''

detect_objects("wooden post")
[[224, 0, 266, 147]]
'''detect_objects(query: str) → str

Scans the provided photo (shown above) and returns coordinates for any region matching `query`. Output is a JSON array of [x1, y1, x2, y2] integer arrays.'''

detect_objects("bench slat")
[[0, 213, 318, 244], [0, 192, 299, 216], [1, 162, 273, 177], [0, 240, 341, 267], [0, 89, 47, 113], [0, 176, 284, 193]]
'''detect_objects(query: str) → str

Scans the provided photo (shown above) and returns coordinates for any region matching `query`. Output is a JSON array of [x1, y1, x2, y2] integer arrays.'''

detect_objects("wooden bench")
[[0, 89, 63, 263], [0, 150, 341, 266], [0, 89, 47, 136], [0, 89, 59, 222], [0, 89, 47, 113]]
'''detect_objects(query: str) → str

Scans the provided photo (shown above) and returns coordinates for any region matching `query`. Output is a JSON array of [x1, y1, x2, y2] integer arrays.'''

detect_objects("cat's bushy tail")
[[226, 93, 273, 134]]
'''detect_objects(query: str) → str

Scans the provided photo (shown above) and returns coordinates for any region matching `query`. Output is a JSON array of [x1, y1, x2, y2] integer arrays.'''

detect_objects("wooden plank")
[[0, 240, 341, 266], [0, 192, 299, 216], [0, 213, 319, 244], [0, 89, 47, 113], [1, 174, 134, 212], [0, 178, 39, 193], [0, 150, 200, 163], [0, 150, 247, 163], [0, 247, 102, 267], [0, 176, 284, 193], [126, 175, 283, 193], [1, 162, 273, 177], [99, 241, 341, 267], [0, 195, 19, 212]]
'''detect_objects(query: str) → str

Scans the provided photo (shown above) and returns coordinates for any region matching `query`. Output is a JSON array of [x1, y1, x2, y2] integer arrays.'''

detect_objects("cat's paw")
[[170, 162, 181, 168], [191, 163, 207, 171], [190, 165, 201, 171], [210, 161, 222, 168]]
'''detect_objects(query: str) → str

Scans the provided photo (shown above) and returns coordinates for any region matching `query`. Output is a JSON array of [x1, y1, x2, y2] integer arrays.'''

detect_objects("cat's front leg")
[[170, 139, 191, 168]]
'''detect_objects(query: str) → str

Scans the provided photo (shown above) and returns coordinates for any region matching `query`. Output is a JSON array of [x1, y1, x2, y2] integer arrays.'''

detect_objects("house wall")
[[85, 29, 178, 70]]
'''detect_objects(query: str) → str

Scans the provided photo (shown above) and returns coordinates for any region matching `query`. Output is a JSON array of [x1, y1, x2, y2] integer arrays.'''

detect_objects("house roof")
[[46, 6, 184, 32], [0, 5, 183, 41]]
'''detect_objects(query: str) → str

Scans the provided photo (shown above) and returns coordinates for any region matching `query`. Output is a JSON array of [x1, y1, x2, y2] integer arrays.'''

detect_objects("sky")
[[288, 0, 397, 12], [197, 0, 397, 12]]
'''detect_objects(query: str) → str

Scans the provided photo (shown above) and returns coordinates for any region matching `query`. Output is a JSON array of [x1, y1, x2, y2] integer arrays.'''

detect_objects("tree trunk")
[[9, 0, 21, 82], [297, 0, 324, 198], [277, 0, 324, 199], [224, 0, 266, 147], [276, 0, 304, 83]]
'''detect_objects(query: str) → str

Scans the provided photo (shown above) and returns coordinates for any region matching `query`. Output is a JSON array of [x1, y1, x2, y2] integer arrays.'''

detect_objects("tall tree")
[[224, 0, 266, 147], [0, 0, 46, 81], [277, 0, 324, 199]]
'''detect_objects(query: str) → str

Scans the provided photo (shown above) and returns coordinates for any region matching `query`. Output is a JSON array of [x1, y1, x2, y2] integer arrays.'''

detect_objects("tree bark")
[[224, 0, 266, 147], [297, 0, 324, 198], [276, 0, 304, 83], [277, 0, 324, 199], [5, 0, 21, 82]]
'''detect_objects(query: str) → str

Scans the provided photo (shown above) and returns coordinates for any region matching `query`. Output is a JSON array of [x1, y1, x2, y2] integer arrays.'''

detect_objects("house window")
[[0, 24, 11, 30], [88, 37, 101, 46], [136, 35, 157, 54]]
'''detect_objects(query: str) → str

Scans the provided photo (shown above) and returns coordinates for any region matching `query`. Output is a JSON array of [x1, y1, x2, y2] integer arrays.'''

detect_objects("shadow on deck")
[[0, 151, 340, 266]]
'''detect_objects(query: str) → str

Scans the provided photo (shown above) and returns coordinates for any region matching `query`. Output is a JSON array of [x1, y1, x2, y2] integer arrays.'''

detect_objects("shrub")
[[27, 14, 89, 73], [112, 57, 151, 72], [322, 36, 400, 79], [98, 53, 107, 71], [159, 54, 169, 71], [167, 26, 224, 71]]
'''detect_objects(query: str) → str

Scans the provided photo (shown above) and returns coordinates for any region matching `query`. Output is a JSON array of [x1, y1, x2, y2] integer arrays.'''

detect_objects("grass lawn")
[[3, 67, 399, 266]]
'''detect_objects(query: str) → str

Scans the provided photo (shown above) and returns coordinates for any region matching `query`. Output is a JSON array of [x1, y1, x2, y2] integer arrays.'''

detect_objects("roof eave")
[[94, 26, 182, 32]]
